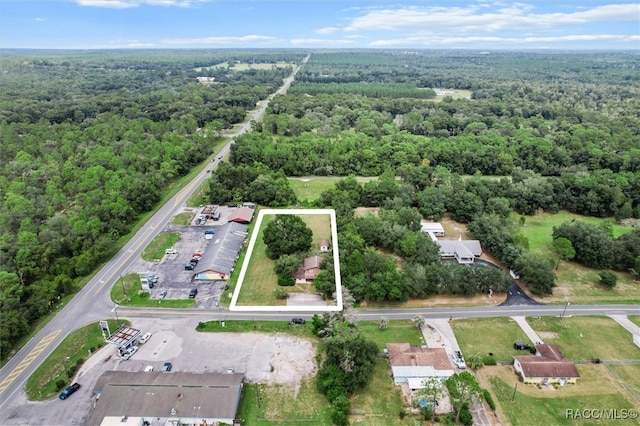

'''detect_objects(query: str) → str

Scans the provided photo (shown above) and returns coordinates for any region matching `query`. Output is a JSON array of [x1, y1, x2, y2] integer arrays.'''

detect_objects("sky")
[[1, 0, 639, 50]]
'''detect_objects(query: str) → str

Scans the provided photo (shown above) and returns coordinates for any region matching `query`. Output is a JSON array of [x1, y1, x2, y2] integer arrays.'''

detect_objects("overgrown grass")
[[110, 273, 195, 308], [487, 365, 639, 425], [451, 317, 532, 364], [513, 210, 638, 304], [350, 359, 409, 425], [357, 320, 424, 352], [526, 316, 640, 361], [516, 210, 631, 254], [25, 319, 126, 401], [238, 381, 332, 425], [141, 231, 181, 262]]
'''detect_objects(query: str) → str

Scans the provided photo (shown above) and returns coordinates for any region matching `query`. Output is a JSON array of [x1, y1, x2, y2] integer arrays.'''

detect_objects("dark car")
[[228, 203, 237, 207], [189, 258, 199, 265], [514, 342, 532, 350], [188, 288, 198, 298], [184, 263, 194, 271], [59, 383, 81, 400], [162, 362, 173, 372], [291, 318, 306, 324]]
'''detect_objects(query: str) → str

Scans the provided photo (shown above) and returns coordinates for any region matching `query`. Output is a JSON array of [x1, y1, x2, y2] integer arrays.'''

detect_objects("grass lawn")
[[451, 317, 533, 364], [350, 359, 410, 425], [141, 231, 180, 262], [607, 364, 640, 399], [546, 264, 640, 304], [171, 212, 193, 226], [629, 315, 640, 328], [110, 273, 195, 308], [526, 316, 640, 361], [483, 365, 639, 426], [238, 381, 332, 425], [433, 89, 472, 101], [196, 319, 315, 338], [358, 320, 425, 352], [25, 319, 125, 401], [288, 176, 378, 203]]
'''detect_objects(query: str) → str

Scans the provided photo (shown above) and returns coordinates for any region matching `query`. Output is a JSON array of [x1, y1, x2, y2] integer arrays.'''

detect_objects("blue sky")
[[1, 1, 639, 49]]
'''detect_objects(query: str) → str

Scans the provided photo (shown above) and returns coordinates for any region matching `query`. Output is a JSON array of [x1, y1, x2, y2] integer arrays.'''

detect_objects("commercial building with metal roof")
[[193, 221, 248, 280], [88, 371, 244, 426]]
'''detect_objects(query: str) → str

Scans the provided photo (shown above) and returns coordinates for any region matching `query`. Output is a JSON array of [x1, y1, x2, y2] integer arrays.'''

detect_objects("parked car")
[[189, 258, 199, 265], [162, 362, 173, 372], [165, 249, 177, 254], [159, 291, 167, 299], [514, 342, 532, 350], [192, 253, 203, 258], [59, 383, 81, 400], [228, 203, 237, 207], [144, 365, 154, 372], [291, 318, 306, 325], [139, 332, 152, 344], [184, 264, 194, 271], [122, 345, 138, 360], [188, 288, 198, 298]]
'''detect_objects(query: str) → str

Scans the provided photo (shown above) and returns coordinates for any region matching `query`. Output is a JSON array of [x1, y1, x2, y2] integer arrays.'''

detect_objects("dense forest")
[[0, 50, 306, 358]]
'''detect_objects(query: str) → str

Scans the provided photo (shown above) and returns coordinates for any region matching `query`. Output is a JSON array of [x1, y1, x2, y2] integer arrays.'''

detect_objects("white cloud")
[[290, 38, 356, 46], [34, 17, 46, 21], [164, 35, 279, 46], [76, 0, 208, 8], [369, 33, 640, 47], [315, 26, 340, 35], [345, 3, 640, 33]]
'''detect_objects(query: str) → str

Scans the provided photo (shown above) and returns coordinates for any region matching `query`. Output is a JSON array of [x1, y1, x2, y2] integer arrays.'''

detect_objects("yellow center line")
[[0, 329, 62, 395]]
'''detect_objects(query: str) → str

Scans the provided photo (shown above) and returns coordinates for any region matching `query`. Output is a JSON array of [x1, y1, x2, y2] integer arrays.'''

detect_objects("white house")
[[387, 343, 454, 389]]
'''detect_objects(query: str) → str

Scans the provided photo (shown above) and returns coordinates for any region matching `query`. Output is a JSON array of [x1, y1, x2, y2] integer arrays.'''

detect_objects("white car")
[[144, 365, 154, 372], [139, 332, 152, 344], [121, 345, 138, 361]]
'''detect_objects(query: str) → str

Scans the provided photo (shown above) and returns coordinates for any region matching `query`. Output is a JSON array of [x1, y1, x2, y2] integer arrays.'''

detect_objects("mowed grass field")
[[288, 176, 378, 202], [235, 212, 333, 306], [516, 210, 637, 304], [451, 317, 533, 364], [480, 364, 639, 426]]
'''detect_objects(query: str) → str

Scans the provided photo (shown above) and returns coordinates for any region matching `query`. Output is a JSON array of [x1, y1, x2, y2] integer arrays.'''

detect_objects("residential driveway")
[[511, 316, 544, 344], [422, 319, 495, 426]]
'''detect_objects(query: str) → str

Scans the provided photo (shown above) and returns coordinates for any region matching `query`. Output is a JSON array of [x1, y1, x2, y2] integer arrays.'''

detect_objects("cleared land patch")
[[231, 209, 342, 312]]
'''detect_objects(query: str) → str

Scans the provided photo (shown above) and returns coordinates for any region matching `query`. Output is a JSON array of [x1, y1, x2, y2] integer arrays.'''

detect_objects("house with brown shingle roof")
[[513, 343, 580, 385], [387, 343, 455, 389], [294, 255, 323, 282]]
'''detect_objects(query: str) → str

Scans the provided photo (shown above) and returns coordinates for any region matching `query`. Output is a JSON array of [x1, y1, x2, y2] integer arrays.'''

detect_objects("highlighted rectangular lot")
[[230, 209, 342, 312]]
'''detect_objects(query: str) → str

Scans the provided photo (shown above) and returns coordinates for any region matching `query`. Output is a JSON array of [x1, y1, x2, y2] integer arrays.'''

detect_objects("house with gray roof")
[[194, 222, 248, 280]]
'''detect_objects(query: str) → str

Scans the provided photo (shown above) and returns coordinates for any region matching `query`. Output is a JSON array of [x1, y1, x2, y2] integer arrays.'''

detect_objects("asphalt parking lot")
[[130, 206, 239, 307]]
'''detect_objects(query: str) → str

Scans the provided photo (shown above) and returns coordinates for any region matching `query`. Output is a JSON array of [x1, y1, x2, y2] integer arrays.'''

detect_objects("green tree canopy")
[[263, 215, 313, 259]]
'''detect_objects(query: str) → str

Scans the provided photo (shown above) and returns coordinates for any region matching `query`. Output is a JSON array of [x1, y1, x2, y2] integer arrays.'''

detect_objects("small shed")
[[319, 239, 330, 252], [420, 222, 445, 237]]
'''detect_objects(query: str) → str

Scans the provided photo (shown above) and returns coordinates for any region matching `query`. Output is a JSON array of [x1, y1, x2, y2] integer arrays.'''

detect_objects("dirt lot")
[[3, 317, 317, 425]]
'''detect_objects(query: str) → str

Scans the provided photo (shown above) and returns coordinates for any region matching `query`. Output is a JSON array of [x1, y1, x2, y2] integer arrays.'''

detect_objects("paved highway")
[[1, 53, 639, 413], [0, 56, 306, 410]]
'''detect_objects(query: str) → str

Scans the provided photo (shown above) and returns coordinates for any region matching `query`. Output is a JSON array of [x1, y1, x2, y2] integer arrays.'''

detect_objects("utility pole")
[[561, 301, 570, 320], [511, 382, 518, 402], [120, 274, 126, 299]]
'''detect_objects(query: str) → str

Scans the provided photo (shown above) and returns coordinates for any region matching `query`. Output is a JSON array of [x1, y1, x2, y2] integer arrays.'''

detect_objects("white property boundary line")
[[229, 208, 343, 312]]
